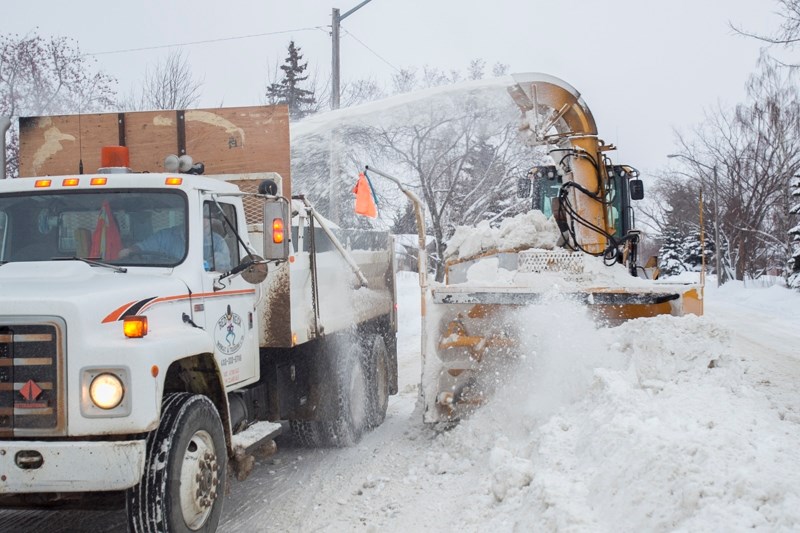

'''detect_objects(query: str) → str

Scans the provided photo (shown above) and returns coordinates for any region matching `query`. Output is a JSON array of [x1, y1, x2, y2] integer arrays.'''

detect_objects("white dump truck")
[[0, 106, 397, 532]]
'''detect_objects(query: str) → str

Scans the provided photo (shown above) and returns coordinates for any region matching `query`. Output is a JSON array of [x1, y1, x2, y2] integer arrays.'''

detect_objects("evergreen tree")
[[658, 227, 687, 277], [681, 230, 715, 273], [265, 41, 316, 120], [789, 175, 800, 290]]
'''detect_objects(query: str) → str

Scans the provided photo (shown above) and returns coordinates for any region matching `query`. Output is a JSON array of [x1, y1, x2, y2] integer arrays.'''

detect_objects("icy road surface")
[[1, 273, 799, 532]]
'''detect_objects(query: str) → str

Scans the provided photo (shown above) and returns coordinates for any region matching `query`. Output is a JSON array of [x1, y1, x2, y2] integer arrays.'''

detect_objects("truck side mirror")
[[263, 199, 290, 261], [629, 179, 644, 200], [517, 177, 531, 198]]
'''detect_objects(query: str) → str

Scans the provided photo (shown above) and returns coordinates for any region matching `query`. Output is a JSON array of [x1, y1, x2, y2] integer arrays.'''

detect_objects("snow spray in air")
[[475, 291, 628, 436]]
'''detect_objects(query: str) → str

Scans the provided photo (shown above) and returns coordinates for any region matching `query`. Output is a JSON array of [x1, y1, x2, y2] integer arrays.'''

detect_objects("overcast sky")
[[2, 1, 783, 177]]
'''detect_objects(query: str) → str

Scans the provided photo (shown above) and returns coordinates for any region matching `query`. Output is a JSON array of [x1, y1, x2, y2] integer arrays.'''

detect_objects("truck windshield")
[[0, 190, 187, 266]]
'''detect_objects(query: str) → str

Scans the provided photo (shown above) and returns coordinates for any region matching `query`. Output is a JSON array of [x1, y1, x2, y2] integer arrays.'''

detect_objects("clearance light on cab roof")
[[165, 177, 183, 186], [90, 177, 108, 186], [34, 179, 52, 188], [62, 178, 80, 187], [123, 316, 148, 338]]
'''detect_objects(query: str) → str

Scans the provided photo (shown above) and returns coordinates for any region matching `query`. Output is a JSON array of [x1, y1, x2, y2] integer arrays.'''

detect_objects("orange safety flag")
[[352, 172, 378, 218], [89, 200, 123, 260]]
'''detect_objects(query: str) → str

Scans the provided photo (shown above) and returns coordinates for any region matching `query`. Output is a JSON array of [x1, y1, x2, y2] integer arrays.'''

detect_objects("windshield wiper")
[[51, 256, 128, 273]]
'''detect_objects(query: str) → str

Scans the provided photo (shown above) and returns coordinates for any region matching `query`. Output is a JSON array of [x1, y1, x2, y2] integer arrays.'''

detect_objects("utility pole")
[[331, 8, 341, 111], [0, 116, 11, 179], [329, 0, 374, 223], [331, 0, 374, 110], [713, 164, 721, 287]]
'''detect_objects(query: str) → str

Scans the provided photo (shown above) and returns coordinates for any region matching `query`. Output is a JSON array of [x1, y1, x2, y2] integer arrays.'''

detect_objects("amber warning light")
[[272, 218, 285, 244], [101, 146, 130, 169]]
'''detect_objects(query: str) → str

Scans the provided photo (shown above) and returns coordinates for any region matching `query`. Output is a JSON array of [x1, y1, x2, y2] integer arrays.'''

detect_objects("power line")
[[340, 27, 401, 73], [85, 27, 325, 57]]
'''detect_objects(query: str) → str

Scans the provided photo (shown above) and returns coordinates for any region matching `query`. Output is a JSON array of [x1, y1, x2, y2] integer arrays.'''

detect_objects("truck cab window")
[[203, 201, 238, 272], [0, 190, 187, 265]]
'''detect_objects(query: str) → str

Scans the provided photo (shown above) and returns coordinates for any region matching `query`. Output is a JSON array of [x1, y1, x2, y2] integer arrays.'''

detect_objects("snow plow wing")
[[432, 284, 702, 319]]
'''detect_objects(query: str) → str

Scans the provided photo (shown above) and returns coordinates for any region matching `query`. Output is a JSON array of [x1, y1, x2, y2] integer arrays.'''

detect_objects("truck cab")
[[0, 163, 397, 531]]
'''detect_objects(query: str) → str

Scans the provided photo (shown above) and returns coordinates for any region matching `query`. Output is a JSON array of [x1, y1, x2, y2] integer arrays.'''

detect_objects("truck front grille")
[[0, 318, 66, 437]]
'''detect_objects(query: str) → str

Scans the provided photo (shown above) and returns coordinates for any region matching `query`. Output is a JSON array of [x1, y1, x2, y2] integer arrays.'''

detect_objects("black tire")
[[126, 393, 227, 533], [319, 333, 369, 447], [288, 419, 323, 448], [362, 334, 390, 428]]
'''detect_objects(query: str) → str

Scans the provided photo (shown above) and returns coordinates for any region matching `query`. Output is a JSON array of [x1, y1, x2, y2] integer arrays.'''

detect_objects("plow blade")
[[422, 283, 702, 423], [431, 284, 701, 320]]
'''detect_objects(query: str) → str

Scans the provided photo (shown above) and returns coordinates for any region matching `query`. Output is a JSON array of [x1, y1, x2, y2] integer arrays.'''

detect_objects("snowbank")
[[396, 281, 800, 532]]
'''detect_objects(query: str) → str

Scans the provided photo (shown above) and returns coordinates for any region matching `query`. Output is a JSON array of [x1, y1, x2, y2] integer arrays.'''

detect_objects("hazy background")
[[1, 0, 780, 175]]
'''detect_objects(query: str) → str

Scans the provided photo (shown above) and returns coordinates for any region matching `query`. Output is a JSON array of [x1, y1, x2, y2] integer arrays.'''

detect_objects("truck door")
[[199, 200, 259, 387]]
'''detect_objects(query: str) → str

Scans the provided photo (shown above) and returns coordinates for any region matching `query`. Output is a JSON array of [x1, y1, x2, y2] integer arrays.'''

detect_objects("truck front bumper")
[[0, 439, 146, 493]]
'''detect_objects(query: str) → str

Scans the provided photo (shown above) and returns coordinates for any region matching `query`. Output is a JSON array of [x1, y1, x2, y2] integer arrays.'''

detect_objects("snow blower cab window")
[[0, 190, 187, 266]]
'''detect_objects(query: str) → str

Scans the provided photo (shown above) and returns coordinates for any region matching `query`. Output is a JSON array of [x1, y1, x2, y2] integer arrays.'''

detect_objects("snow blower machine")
[[376, 73, 704, 424]]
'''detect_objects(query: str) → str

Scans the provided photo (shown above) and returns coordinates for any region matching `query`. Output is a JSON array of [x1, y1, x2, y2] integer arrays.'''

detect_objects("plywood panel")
[[18, 113, 119, 177], [18, 105, 291, 195], [124, 110, 182, 172]]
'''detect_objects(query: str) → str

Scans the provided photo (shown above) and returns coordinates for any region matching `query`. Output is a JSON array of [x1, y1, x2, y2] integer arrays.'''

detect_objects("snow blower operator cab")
[[0, 105, 398, 532], [519, 160, 645, 276]]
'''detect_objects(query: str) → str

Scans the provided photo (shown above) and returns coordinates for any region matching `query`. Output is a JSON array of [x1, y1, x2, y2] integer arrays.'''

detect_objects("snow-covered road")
[[2, 275, 799, 532]]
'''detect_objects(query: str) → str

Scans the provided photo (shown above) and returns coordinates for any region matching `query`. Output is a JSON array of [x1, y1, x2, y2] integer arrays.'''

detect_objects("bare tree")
[[662, 54, 800, 281], [0, 32, 116, 177], [789, 174, 800, 288], [732, 0, 800, 48], [339, 77, 385, 108], [391, 67, 418, 95], [640, 172, 703, 235], [123, 49, 202, 111], [468, 59, 486, 80], [492, 62, 510, 77], [352, 90, 538, 280]]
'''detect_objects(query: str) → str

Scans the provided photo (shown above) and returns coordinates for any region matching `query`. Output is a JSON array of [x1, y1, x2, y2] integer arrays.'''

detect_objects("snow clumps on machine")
[[444, 210, 559, 262]]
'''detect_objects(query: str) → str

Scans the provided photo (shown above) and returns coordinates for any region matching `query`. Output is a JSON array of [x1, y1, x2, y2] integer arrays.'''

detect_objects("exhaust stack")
[[1, 116, 11, 179]]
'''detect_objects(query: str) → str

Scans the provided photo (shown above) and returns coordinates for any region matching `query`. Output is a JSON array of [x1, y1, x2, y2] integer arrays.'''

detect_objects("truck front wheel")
[[126, 393, 227, 533]]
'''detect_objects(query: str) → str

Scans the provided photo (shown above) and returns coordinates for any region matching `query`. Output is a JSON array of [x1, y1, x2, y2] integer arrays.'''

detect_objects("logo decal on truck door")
[[215, 305, 244, 356]]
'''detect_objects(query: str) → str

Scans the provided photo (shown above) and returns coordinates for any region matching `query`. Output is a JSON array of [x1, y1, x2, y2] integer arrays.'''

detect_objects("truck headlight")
[[90, 373, 124, 409]]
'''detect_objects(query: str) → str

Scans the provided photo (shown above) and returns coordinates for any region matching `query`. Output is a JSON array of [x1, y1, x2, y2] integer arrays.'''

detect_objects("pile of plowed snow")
[[406, 292, 800, 531], [444, 209, 559, 261]]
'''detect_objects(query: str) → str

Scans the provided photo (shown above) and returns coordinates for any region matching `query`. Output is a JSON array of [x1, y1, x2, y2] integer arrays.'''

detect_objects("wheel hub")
[[180, 430, 219, 529], [195, 451, 218, 508]]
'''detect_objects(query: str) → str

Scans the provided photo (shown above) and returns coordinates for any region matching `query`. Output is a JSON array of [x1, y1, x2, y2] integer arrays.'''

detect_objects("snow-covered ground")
[[217, 273, 800, 532], [2, 274, 799, 532]]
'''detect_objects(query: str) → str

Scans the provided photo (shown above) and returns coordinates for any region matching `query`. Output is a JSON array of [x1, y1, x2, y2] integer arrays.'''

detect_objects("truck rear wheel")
[[126, 393, 227, 533], [363, 334, 390, 428], [320, 333, 368, 447], [289, 419, 323, 447]]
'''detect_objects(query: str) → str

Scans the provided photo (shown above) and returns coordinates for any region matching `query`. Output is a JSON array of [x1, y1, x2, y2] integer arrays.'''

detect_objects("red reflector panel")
[[101, 146, 130, 168], [272, 218, 285, 244]]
